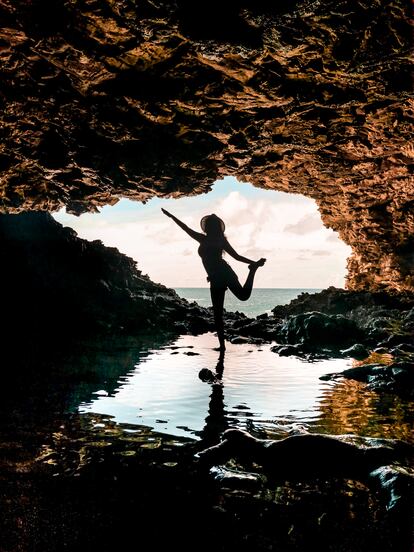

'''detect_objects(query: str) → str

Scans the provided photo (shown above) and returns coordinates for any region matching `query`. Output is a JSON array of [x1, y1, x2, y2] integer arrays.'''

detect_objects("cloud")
[[311, 250, 332, 256], [284, 213, 322, 235], [326, 231, 342, 243], [53, 179, 350, 288]]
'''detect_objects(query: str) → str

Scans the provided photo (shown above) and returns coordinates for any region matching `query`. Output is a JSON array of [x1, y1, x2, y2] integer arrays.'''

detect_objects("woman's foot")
[[248, 258, 266, 271]]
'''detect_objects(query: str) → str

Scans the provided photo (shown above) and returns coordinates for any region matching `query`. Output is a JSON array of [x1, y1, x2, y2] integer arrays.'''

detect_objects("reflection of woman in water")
[[161, 209, 266, 350]]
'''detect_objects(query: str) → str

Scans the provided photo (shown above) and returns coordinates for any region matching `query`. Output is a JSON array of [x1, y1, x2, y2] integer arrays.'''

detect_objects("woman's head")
[[200, 214, 225, 236]]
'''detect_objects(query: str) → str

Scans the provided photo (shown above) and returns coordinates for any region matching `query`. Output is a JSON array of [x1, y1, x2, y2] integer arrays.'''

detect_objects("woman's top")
[[197, 236, 227, 275]]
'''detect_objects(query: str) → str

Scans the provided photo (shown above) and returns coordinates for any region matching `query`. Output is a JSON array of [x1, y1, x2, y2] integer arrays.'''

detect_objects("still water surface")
[[80, 333, 413, 442]]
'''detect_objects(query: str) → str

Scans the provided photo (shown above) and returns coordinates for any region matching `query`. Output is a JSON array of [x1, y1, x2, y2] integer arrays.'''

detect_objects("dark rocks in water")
[[229, 335, 267, 345], [369, 466, 414, 514], [340, 343, 370, 360], [198, 368, 218, 384], [278, 311, 361, 348], [272, 287, 413, 319], [270, 344, 305, 357], [196, 429, 409, 481], [230, 336, 251, 345], [197, 428, 413, 544], [374, 347, 389, 354], [209, 465, 265, 491], [0, 212, 216, 343], [390, 343, 414, 354], [321, 362, 414, 398], [264, 288, 414, 365], [228, 318, 280, 341]]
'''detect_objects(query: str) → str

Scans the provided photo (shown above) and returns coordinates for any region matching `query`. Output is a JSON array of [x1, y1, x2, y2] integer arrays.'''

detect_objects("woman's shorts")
[[206, 261, 239, 289]]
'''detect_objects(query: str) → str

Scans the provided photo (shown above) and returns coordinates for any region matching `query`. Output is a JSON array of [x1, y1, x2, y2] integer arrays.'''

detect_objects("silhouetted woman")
[[161, 209, 266, 350]]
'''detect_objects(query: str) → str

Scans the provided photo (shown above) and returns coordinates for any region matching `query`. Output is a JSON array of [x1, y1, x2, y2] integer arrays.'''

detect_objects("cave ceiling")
[[0, 0, 413, 291]]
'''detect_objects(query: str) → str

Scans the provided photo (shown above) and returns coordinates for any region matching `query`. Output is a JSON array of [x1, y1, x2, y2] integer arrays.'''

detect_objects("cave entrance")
[[53, 176, 351, 316]]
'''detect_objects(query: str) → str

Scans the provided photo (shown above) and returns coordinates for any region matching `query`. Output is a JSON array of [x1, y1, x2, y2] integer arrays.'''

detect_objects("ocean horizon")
[[174, 287, 323, 318]]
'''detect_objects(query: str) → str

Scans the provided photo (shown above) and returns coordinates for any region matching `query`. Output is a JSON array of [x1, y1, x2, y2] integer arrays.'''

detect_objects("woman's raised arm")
[[223, 238, 254, 264], [161, 208, 204, 242]]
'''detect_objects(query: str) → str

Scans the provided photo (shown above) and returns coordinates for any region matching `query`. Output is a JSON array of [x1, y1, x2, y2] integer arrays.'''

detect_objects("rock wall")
[[0, 1, 413, 292]]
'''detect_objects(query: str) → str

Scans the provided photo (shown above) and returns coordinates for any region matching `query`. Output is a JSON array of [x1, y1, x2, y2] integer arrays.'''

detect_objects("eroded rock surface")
[[0, 1, 413, 292]]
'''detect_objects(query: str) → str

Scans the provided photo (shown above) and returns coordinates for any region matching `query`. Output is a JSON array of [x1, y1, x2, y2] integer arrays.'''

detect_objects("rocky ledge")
[[225, 287, 414, 396], [0, 1, 413, 292], [0, 211, 228, 343]]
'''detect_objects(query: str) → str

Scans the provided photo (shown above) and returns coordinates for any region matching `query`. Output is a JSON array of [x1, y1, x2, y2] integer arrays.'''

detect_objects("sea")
[[174, 288, 322, 318]]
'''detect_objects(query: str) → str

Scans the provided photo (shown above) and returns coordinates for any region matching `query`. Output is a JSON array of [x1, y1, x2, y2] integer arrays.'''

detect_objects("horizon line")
[[173, 286, 327, 290]]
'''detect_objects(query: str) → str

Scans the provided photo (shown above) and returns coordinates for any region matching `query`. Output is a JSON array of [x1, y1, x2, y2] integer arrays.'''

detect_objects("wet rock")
[[272, 288, 413, 319], [390, 343, 414, 356], [369, 466, 414, 514], [340, 344, 370, 360], [373, 347, 389, 354], [230, 336, 251, 345], [228, 318, 279, 341], [321, 362, 414, 398], [196, 429, 408, 481], [270, 344, 306, 357], [209, 465, 265, 491], [186, 314, 213, 335], [198, 369, 218, 384], [228, 334, 266, 345], [279, 311, 361, 348]]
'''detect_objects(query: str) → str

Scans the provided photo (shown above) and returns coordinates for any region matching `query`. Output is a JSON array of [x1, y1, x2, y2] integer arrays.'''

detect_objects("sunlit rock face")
[[0, 1, 412, 292]]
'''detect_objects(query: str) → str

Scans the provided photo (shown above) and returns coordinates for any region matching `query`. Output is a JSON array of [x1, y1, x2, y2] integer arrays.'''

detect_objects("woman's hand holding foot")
[[249, 258, 266, 270]]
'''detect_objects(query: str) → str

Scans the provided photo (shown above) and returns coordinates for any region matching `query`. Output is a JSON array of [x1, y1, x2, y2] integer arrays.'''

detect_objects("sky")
[[53, 176, 351, 288]]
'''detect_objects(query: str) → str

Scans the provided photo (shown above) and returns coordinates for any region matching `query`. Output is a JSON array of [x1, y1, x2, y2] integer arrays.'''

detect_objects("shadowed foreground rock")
[[1, 415, 413, 552], [196, 429, 413, 523]]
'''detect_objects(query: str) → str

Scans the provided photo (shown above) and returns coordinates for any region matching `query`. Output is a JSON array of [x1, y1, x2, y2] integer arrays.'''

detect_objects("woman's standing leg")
[[210, 286, 226, 350]]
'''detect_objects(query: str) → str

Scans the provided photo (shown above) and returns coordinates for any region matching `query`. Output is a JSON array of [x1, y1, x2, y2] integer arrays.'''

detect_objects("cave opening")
[[52, 176, 351, 316]]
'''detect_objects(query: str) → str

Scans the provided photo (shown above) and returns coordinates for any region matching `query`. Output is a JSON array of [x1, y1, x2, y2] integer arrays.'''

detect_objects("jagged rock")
[[321, 361, 414, 397], [0, 211, 217, 341], [0, 2, 413, 292], [369, 465, 414, 514], [270, 344, 305, 357], [278, 311, 361, 348], [209, 465, 265, 491], [268, 288, 414, 354], [340, 343, 370, 360], [198, 368, 218, 383], [230, 336, 251, 344], [272, 287, 413, 319], [228, 317, 281, 341], [196, 429, 410, 480]]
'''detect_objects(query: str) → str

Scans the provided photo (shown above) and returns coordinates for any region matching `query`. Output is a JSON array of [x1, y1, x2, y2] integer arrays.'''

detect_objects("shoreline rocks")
[[0, 212, 220, 345]]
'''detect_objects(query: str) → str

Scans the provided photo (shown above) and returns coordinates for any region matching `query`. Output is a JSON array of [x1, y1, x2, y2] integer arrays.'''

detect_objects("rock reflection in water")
[[316, 379, 414, 443], [80, 333, 414, 443]]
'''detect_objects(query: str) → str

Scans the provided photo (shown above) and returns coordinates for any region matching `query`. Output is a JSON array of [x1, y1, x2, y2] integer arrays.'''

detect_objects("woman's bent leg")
[[227, 265, 260, 301], [210, 286, 226, 350]]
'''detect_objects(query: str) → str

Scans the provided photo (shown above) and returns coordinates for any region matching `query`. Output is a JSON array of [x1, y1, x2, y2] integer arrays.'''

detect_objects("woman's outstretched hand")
[[161, 208, 173, 218]]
